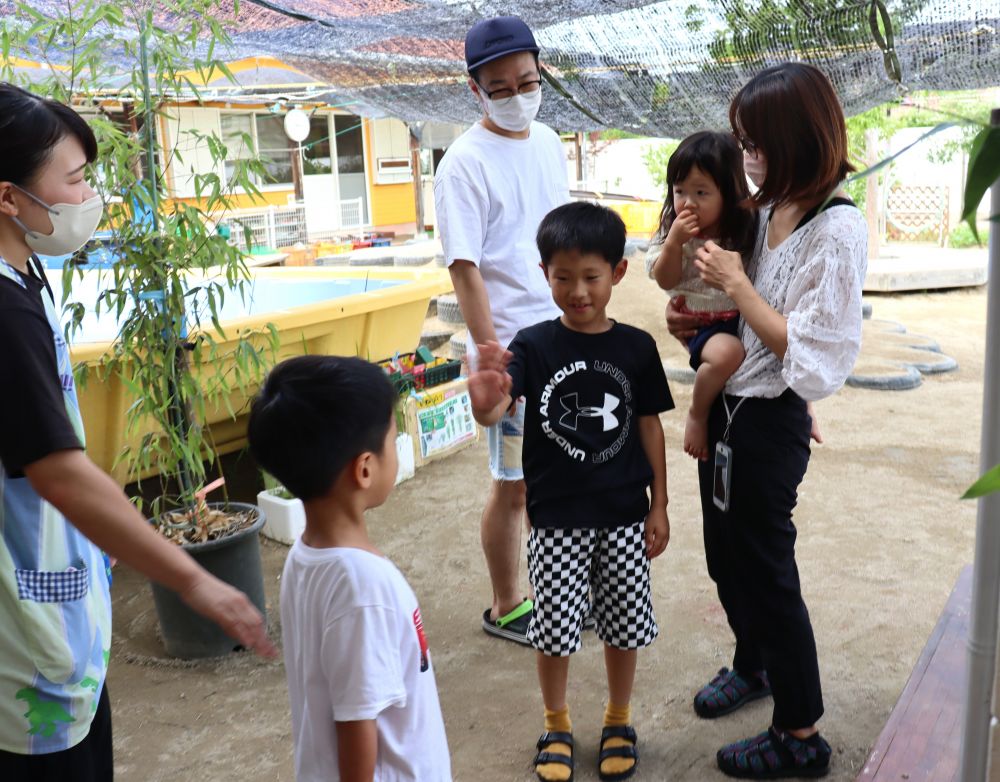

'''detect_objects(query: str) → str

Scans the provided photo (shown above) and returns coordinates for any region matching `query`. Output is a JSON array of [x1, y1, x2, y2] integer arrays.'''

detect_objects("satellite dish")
[[283, 109, 310, 143]]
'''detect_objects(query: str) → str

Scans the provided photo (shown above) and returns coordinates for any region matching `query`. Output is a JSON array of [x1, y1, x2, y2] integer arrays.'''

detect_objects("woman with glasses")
[[667, 63, 868, 779]]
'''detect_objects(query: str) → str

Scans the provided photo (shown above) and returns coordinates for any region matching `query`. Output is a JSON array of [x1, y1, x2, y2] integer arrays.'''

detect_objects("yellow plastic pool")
[[67, 266, 453, 483]]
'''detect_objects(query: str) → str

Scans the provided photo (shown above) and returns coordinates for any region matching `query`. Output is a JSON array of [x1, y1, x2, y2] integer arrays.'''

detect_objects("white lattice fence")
[[883, 184, 949, 245]]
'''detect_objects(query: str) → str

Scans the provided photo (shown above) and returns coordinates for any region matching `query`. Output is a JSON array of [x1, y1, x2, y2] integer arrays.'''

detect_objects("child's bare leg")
[[601, 645, 638, 776], [536, 652, 572, 782], [686, 332, 745, 460], [806, 400, 823, 443]]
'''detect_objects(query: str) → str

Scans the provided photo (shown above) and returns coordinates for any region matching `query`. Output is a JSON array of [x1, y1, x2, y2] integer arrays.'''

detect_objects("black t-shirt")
[[0, 257, 82, 477], [507, 318, 674, 529]]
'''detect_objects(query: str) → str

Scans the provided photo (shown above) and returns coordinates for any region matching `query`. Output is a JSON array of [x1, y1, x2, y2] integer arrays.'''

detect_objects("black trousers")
[[698, 389, 824, 729], [0, 685, 113, 782]]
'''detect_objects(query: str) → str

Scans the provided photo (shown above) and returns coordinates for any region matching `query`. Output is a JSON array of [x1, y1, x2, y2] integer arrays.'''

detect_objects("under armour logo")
[[559, 393, 620, 432]]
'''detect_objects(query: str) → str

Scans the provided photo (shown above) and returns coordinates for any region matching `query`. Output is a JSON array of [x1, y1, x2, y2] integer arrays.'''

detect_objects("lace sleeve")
[[781, 209, 868, 401]]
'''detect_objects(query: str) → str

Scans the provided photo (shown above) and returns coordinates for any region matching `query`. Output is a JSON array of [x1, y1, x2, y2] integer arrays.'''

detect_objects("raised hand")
[[694, 240, 746, 295], [667, 207, 700, 246]]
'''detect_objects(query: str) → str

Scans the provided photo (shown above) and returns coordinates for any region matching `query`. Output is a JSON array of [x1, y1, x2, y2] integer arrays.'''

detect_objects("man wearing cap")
[[434, 16, 569, 646]]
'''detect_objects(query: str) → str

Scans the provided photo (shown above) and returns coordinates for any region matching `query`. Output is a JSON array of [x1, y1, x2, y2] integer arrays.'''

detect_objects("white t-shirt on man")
[[433, 120, 568, 351], [280, 542, 451, 781]]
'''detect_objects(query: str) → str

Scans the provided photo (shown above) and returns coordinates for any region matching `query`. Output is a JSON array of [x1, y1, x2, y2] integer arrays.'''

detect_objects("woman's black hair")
[[654, 130, 758, 261], [0, 83, 98, 185]]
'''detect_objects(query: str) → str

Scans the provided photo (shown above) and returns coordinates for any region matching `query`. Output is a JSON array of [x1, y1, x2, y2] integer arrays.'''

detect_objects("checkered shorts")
[[526, 521, 658, 656]]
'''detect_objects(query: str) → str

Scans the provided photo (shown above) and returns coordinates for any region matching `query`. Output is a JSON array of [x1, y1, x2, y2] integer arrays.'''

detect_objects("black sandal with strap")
[[598, 725, 639, 782], [534, 731, 574, 782]]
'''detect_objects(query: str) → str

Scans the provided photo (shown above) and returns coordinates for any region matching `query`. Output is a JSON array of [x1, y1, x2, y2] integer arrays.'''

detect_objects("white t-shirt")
[[433, 120, 568, 349], [280, 542, 451, 782]]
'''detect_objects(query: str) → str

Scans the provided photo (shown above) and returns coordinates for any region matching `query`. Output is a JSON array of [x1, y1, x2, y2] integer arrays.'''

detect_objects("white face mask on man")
[[10, 183, 103, 256], [743, 150, 767, 189], [480, 88, 542, 133]]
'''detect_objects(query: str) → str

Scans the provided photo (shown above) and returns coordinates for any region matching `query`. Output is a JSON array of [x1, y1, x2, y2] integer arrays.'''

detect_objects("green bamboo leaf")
[[963, 463, 1000, 500], [962, 126, 1000, 241]]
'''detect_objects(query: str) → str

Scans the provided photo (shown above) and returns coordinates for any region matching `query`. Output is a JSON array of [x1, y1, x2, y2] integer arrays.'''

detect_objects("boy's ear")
[[612, 258, 628, 285], [351, 452, 375, 490], [540, 262, 550, 281]]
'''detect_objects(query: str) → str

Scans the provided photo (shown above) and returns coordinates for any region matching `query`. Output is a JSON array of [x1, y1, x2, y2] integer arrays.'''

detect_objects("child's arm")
[[650, 208, 699, 292], [806, 401, 823, 443], [468, 340, 514, 426], [638, 414, 670, 559], [336, 719, 377, 781]]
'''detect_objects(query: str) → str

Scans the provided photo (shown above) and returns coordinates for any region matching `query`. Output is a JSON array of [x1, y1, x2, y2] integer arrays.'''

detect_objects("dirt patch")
[[107, 267, 988, 781]]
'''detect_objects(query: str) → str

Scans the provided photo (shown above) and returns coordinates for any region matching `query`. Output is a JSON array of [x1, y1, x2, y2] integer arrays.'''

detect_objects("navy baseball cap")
[[465, 16, 539, 73]]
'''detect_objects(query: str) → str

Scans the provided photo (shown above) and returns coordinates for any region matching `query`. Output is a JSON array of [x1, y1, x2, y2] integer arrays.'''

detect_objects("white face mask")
[[481, 88, 542, 132], [743, 150, 767, 189], [11, 184, 103, 256]]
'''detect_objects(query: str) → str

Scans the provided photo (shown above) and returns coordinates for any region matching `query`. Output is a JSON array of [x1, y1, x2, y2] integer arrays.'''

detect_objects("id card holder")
[[713, 442, 732, 512]]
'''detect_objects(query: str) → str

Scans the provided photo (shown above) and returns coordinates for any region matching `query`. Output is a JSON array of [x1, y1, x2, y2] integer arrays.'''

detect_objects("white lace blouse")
[[727, 205, 868, 401]]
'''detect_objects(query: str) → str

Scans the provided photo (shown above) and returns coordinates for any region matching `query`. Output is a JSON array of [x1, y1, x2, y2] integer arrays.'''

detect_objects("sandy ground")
[[107, 261, 988, 781]]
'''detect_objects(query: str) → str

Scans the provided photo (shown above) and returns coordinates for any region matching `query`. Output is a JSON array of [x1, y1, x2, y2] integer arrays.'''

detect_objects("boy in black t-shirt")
[[469, 202, 673, 782]]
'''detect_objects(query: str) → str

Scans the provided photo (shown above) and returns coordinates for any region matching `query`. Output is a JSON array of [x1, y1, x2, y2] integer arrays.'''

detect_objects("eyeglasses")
[[480, 79, 542, 106], [735, 133, 757, 155]]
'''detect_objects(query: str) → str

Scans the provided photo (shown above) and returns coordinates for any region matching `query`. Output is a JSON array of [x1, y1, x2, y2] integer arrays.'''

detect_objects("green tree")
[[703, 0, 928, 65], [2, 0, 278, 519], [642, 139, 682, 198]]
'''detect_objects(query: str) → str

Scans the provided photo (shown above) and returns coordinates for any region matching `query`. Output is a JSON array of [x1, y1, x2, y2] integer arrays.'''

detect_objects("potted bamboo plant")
[[4, 0, 280, 657]]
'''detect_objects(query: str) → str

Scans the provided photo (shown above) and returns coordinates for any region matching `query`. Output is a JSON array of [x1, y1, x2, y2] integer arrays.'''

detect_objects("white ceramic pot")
[[256, 490, 306, 545]]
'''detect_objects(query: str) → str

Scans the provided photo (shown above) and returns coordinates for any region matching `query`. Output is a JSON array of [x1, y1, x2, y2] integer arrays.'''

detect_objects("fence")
[[882, 184, 949, 245], [219, 198, 365, 251]]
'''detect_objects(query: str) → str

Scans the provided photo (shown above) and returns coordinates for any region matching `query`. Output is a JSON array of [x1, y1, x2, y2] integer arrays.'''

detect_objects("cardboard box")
[[401, 378, 478, 466]]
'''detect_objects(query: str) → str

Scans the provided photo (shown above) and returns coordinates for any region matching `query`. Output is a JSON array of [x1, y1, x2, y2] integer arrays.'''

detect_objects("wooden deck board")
[[857, 564, 972, 781]]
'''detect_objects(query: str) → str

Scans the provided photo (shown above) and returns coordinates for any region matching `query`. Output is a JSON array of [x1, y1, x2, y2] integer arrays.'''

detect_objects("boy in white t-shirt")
[[248, 356, 451, 782]]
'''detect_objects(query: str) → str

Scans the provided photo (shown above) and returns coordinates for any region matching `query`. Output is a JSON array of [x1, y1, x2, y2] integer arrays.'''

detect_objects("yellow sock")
[[545, 705, 572, 733], [536, 706, 572, 782], [604, 701, 631, 726], [601, 702, 636, 777]]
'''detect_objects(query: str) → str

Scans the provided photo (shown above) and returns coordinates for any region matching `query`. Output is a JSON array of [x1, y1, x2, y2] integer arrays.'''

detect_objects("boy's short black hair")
[[536, 201, 627, 268], [247, 355, 396, 501]]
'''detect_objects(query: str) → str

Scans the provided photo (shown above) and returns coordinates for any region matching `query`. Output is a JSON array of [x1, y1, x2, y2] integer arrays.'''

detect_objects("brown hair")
[[730, 63, 854, 209]]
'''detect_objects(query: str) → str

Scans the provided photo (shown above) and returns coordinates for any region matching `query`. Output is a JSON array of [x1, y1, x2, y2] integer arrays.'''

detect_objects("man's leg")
[[483, 477, 527, 620], [482, 403, 533, 643]]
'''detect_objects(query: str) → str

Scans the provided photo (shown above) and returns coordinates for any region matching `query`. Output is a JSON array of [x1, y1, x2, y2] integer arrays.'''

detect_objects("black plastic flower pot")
[[149, 502, 267, 659]]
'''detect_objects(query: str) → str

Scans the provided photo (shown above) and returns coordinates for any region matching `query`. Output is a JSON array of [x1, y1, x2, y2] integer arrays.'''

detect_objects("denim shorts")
[[487, 398, 525, 481]]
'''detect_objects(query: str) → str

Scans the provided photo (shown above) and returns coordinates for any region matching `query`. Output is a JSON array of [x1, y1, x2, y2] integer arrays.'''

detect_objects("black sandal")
[[598, 725, 639, 782], [694, 667, 771, 718], [534, 731, 574, 782]]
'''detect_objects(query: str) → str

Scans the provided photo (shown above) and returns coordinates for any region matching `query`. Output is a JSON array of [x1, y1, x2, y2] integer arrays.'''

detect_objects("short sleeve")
[[321, 606, 407, 722], [782, 209, 868, 401], [635, 333, 674, 416], [433, 170, 489, 267], [0, 303, 82, 475]]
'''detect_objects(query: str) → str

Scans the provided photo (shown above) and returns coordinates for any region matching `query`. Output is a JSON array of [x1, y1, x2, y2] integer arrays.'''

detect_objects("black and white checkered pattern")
[[15, 566, 90, 602], [527, 521, 657, 656]]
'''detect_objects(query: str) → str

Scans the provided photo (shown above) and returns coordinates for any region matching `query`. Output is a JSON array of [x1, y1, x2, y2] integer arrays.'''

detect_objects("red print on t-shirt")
[[412, 607, 429, 672]]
